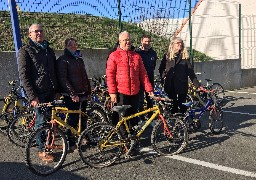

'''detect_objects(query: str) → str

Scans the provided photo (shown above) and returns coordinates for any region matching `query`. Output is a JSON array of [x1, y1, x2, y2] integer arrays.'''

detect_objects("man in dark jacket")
[[18, 23, 59, 162], [136, 34, 157, 114]]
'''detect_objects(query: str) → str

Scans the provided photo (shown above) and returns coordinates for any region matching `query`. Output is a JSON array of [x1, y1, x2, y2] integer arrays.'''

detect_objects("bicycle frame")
[[50, 106, 86, 136], [187, 98, 213, 120], [100, 103, 172, 149], [1, 83, 27, 115]]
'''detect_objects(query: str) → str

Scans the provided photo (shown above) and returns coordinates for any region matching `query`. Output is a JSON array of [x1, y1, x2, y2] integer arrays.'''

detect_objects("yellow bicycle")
[[77, 96, 188, 168], [25, 97, 106, 176], [0, 80, 29, 132]]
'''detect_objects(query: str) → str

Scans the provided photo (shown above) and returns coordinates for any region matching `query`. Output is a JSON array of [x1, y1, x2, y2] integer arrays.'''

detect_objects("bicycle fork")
[[158, 115, 173, 139]]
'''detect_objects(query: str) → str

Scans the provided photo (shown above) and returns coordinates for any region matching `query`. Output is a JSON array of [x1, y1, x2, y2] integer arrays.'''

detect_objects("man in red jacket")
[[106, 31, 153, 127]]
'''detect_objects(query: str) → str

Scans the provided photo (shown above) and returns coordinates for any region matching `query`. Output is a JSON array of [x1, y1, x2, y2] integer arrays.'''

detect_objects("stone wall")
[[0, 49, 253, 98]]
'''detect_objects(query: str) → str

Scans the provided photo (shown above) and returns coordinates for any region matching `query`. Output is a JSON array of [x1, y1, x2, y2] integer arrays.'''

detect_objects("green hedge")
[[0, 11, 211, 62]]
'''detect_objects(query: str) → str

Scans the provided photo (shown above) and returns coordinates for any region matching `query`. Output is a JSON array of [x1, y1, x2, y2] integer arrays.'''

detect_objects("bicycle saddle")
[[112, 105, 132, 114]]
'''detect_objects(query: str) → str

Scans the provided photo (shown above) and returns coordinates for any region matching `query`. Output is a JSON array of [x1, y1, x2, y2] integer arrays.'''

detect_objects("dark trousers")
[[138, 88, 153, 111], [63, 96, 87, 146], [167, 90, 187, 114], [138, 88, 153, 120], [111, 93, 139, 127]]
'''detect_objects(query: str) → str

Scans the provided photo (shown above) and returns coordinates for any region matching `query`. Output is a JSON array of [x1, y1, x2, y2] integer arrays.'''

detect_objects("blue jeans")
[[35, 107, 46, 151], [34, 92, 55, 152]]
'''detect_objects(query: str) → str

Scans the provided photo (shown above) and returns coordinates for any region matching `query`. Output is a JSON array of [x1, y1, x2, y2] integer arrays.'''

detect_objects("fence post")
[[239, 4, 241, 63], [118, 0, 122, 32], [188, 0, 193, 67]]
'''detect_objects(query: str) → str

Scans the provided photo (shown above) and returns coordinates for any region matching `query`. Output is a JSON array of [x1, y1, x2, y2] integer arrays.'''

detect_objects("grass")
[[0, 11, 211, 61]]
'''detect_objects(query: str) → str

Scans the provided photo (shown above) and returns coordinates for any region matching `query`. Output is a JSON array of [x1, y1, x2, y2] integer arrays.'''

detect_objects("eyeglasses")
[[121, 39, 131, 42], [30, 30, 44, 33]]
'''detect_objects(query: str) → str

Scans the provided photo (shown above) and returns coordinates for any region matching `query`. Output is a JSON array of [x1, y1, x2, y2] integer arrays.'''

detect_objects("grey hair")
[[118, 31, 130, 40], [28, 23, 42, 33]]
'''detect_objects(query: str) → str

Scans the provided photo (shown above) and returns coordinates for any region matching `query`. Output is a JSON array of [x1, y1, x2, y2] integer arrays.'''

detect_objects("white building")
[[139, 0, 256, 69]]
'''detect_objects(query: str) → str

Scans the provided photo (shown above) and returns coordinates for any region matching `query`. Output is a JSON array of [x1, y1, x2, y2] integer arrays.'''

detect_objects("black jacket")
[[159, 53, 199, 94], [135, 47, 157, 84], [18, 38, 59, 101], [57, 49, 91, 96]]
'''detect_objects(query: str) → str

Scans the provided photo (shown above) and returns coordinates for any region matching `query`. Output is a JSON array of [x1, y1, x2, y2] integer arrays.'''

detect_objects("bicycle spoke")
[[78, 123, 122, 168], [26, 125, 67, 176], [151, 118, 188, 155]]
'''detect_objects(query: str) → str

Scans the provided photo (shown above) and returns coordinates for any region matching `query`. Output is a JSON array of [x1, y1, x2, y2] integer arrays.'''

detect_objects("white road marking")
[[140, 147, 256, 178], [223, 110, 256, 116], [226, 91, 256, 95]]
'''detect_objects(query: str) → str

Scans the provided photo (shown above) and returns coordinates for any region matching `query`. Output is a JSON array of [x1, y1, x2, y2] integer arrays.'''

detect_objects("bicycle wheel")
[[8, 111, 35, 147], [211, 83, 225, 103], [26, 125, 68, 176], [151, 117, 188, 155], [87, 107, 108, 126], [78, 123, 122, 168], [209, 106, 223, 134], [0, 101, 15, 130]]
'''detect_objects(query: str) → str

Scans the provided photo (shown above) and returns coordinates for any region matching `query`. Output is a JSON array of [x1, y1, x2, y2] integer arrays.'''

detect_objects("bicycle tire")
[[210, 83, 225, 103], [8, 112, 35, 147], [0, 101, 15, 130], [209, 106, 223, 134], [151, 117, 188, 155], [26, 125, 68, 176], [87, 106, 109, 126], [78, 123, 122, 168]]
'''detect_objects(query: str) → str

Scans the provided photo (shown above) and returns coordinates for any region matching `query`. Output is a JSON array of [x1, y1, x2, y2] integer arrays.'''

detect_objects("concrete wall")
[[0, 49, 254, 98], [193, 59, 242, 90]]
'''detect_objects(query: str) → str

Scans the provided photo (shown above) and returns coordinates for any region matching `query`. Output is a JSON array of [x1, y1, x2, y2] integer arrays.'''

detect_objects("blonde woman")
[[158, 37, 200, 114]]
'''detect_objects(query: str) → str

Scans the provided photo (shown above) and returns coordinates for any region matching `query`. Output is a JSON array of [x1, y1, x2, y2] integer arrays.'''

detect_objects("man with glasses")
[[106, 31, 153, 131], [18, 23, 59, 162]]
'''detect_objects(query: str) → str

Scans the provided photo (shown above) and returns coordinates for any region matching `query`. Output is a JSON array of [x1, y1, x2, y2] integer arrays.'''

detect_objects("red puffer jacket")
[[106, 47, 153, 95]]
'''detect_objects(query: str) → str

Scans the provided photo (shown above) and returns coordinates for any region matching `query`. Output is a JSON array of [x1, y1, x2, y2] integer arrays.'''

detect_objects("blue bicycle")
[[182, 88, 223, 134]]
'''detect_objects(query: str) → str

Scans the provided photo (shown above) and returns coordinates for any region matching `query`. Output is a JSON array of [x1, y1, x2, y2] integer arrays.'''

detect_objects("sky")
[[0, 0, 200, 22]]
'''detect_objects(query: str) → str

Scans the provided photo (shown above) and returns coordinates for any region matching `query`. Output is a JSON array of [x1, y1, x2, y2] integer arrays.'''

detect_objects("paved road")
[[1, 87, 256, 180]]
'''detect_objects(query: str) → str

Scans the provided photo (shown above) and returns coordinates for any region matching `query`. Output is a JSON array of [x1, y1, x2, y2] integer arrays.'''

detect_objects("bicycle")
[[0, 80, 29, 132], [182, 88, 223, 134], [195, 72, 225, 103], [25, 97, 107, 176], [7, 107, 35, 147], [77, 96, 188, 168]]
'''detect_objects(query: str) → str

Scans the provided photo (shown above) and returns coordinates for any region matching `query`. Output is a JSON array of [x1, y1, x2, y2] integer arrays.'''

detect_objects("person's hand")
[[109, 94, 117, 103], [148, 91, 154, 97], [31, 97, 39, 107], [71, 95, 79, 102]]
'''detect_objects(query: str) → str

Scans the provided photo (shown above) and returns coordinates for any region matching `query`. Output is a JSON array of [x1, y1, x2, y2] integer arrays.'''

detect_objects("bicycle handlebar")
[[150, 95, 172, 102], [37, 100, 64, 107], [196, 87, 215, 94]]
